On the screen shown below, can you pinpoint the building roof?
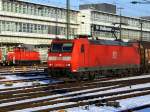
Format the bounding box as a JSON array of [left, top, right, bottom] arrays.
[[9, 0, 79, 12], [80, 3, 116, 14]]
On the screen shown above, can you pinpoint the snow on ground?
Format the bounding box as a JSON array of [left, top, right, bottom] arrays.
[[0, 85, 118, 107], [59, 95, 150, 112], [0, 79, 58, 90], [0, 73, 149, 91], [119, 95, 150, 111], [0, 82, 36, 89], [12, 94, 150, 112], [0, 75, 48, 81], [1, 73, 150, 82], [65, 95, 150, 112], [0, 71, 42, 75], [104, 74, 150, 82], [0, 74, 60, 90], [8, 82, 150, 112], [0, 74, 150, 112], [69, 83, 150, 100]]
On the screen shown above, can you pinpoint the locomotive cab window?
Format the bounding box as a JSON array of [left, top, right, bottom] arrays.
[[81, 44, 84, 53], [50, 43, 73, 52], [62, 43, 73, 52]]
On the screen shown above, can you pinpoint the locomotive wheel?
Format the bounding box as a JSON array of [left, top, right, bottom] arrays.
[[88, 72, 95, 80], [76, 72, 83, 81], [48, 70, 57, 78], [73, 72, 85, 81]]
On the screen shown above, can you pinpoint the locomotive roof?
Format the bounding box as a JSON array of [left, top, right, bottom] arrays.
[[89, 39, 130, 46], [52, 38, 131, 46]]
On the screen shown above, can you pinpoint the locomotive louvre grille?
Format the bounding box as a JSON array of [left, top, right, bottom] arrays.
[[48, 56, 71, 61], [48, 56, 57, 60], [62, 56, 71, 61], [112, 51, 118, 59]]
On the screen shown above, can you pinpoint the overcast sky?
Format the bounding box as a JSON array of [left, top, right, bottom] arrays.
[[27, 0, 150, 17]]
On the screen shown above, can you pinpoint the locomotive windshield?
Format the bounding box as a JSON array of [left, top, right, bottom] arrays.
[[50, 43, 73, 52]]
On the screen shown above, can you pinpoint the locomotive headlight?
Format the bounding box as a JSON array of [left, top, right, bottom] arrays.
[[66, 64, 71, 66], [62, 56, 71, 61], [49, 64, 53, 66], [48, 56, 57, 60]]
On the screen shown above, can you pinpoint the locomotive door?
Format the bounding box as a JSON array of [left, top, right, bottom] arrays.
[[80, 44, 85, 66], [80, 44, 89, 68]]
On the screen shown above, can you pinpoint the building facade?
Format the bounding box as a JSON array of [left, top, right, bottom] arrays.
[[79, 9, 150, 41], [0, 0, 79, 46], [0, 0, 150, 48]]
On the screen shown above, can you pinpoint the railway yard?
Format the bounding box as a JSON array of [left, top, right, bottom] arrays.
[[0, 0, 150, 111], [0, 66, 148, 112]]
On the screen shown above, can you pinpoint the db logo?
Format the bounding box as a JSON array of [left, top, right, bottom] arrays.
[[112, 51, 118, 59]]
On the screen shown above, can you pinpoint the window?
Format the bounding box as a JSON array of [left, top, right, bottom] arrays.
[[0, 20, 76, 35], [2, 1, 7, 11], [7, 2, 11, 12], [0, 21, 2, 32], [57, 9, 61, 19], [1, 0, 78, 22], [51, 43, 73, 52], [34, 24, 37, 33], [5, 22, 11, 31], [31, 5, 34, 15]]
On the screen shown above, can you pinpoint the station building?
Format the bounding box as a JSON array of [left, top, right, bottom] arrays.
[[0, 0, 150, 49], [0, 0, 78, 47], [79, 9, 150, 41]]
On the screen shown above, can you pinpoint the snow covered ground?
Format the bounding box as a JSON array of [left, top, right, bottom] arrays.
[[0, 74, 149, 112], [1, 75, 47, 81], [65, 95, 150, 112], [0, 74, 60, 89], [12, 95, 150, 112], [0, 73, 149, 90], [10, 82, 150, 112]]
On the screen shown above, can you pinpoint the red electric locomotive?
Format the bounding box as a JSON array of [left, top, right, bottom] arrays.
[[6, 46, 40, 65], [47, 35, 141, 79]]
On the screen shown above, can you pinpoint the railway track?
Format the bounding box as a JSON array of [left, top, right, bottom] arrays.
[[0, 65, 47, 74], [0, 76, 51, 84], [36, 88, 150, 112], [0, 75, 149, 111]]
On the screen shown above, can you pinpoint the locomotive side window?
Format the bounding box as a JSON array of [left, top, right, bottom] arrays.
[[81, 44, 84, 53], [50, 43, 73, 52]]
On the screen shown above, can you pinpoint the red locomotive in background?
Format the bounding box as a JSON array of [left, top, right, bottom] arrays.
[[47, 35, 150, 80], [6, 47, 40, 65], [0, 45, 41, 65]]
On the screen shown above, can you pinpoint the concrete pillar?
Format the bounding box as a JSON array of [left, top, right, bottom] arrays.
[[78, 10, 91, 36]]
